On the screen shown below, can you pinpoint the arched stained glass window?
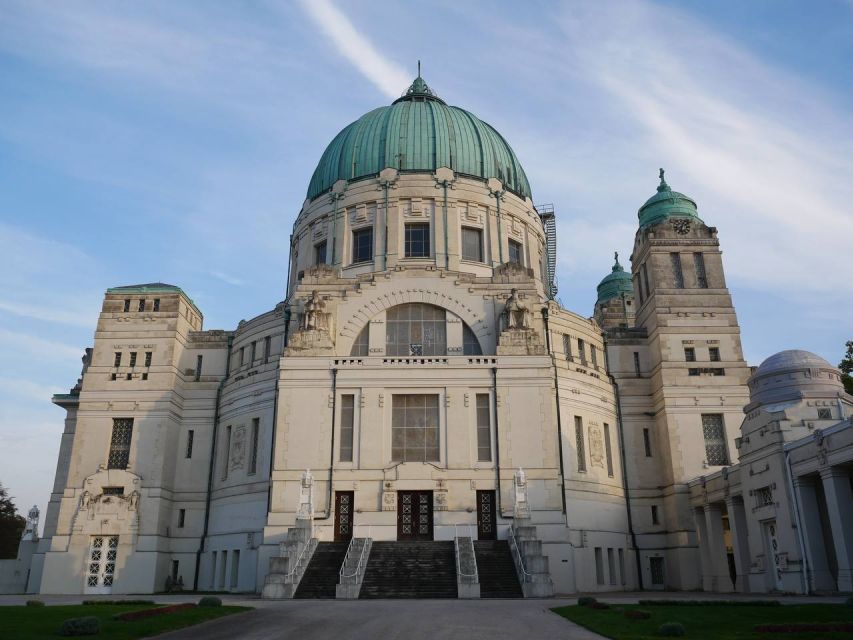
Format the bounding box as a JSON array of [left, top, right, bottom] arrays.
[[385, 304, 447, 356], [350, 325, 369, 356]]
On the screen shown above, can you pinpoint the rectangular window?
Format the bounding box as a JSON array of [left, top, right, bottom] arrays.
[[608, 548, 616, 585], [141, 373, 148, 380], [126, 373, 132, 380], [340, 395, 354, 462], [461, 227, 483, 262], [171, 560, 179, 582], [641, 263, 651, 297], [392, 394, 440, 462], [633, 352, 641, 376], [239, 347, 245, 367], [670, 253, 684, 288], [178, 509, 186, 528], [591, 345, 598, 368], [314, 240, 327, 265], [153, 299, 160, 312], [476, 393, 492, 462], [144, 351, 152, 367], [249, 418, 260, 474], [651, 505, 660, 525], [817, 408, 832, 420], [508, 239, 523, 265], [754, 486, 773, 508], [701, 414, 729, 465], [684, 347, 696, 362], [250, 341, 257, 364], [111, 373, 117, 381], [114, 352, 122, 367], [222, 426, 232, 480], [123, 299, 131, 312], [650, 557, 665, 585], [709, 347, 721, 362], [186, 430, 194, 459], [129, 352, 137, 367], [195, 355, 202, 381], [404, 223, 430, 258], [264, 336, 272, 363], [102, 486, 124, 496], [643, 428, 652, 457], [618, 548, 626, 585], [694, 253, 708, 288], [594, 547, 604, 585], [138, 299, 145, 312], [635, 275, 644, 304], [577, 339, 586, 364], [574, 416, 586, 472], [108, 418, 133, 469], [604, 424, 614, 477], [563, 334, 572, 360], [352, 227, 374, 264]]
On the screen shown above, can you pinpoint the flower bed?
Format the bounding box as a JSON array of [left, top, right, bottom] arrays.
[[113, 603, 196, 622]]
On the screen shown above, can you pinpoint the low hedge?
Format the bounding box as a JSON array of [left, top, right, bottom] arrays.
[[198, 596, 222, 607], [657, 622, 686, 637], [113, 603, 196, 621], [58, 616, 101, 636], [577, 596, 597, 607], [25, 599, 45, 607], [638, 599, 780, 606]]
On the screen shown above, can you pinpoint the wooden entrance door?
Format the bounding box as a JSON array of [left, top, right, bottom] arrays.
[[334, 491, 354, 542], [397, 491, 433, 540], [476, 490, 497, 540]]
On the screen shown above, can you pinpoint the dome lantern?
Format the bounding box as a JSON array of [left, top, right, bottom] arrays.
[[596, 251, 634, 305], [637, 168, 702, 230]]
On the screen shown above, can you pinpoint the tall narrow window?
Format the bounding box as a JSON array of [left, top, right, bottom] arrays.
[[314, 240, 327, 265], [222, 426, 232, 480], [178, 509, 186, 528], [670, 253, 684, 288], [590, 345, 598, 368], [651, 505, 660, 525], [114, 352, 122, 367], [123, 299, 131, 312], [108, 418, 133, 469], [476, 394, 492, 462], [684, 347, 696, 362], [643, 428, 652, 457], [404, 223, 430, 258], [608, 548, 616, 585], [239, 347, 245, 367], [701, 414, 728, 465], [641, 263, 651, 297], [186, 430, 194, 459], [264, 336, 272, 362], [577, 339, 586, 364], [574, 416, 586, 472], [391, 394, 440, 462], [709, 347, 721, 362], [144, 351, 152, 367], [138, 299, 146, 312], [339, 395, 354, 462], [635, 275, 644, 304], [352, 227, 374, 264], [618, 548, 626, 585], [153, 299, 160, 312], [461, 227, 483, 262], [462, 324, 482, 355], [633, 352, 641, 376], [604, 424, 614, 477], [250, 341, 257, 364], [129, 352, 137, 367], [249, 418, 260, 474], [594, 547, 604, 585], [508, 239, 523, 265], [195, 355, 203, 381], [563, 334, 572, 360], [694, 253, 708, 288]]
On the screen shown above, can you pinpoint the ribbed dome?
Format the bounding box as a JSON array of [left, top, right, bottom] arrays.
[[638, 169, 702, 229], [306, 74, 532, 201], [596, 253, 633, 304], [748, 349, 844, 408], [754, 350, 835, 378]]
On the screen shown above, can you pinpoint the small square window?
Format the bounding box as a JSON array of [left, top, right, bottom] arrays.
[[111, 373, 117, 381], [684, 347, 696, 362], [123, 299, 131, 312], [153, 299, 160, 312], [352, 228, 373, 264], [126, 373, 132, 380], [817, 408, 832, 420], [138, 299, 145, 312], [404, 223, 430, 258], [141, 373, 148, 380], [709, 347, 721, 362]]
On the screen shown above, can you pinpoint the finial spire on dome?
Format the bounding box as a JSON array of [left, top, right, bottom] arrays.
[[657, 167, 671, 193], [394, 63, 445, 105], [612, 251, 624, 272], [418, 59, 421, 77]]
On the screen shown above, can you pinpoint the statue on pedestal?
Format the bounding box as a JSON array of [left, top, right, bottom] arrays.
[[513, 467, 530, 519], [503, 289, 531, 330], [301, 291, 328, 331], [297, 469, 314, 520]]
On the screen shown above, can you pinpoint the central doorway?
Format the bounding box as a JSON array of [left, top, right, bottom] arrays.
[[476, 490, 496, 540], [334, 491, 354, 542], [397, 491, 433, 540]]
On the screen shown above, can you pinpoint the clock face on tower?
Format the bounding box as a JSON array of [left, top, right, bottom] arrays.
[[672, 218, 692, 235]]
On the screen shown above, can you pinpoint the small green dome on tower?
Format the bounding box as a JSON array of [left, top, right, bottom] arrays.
[[638, 169, 702, 229], [596, 252, 634, 305], [306, 71, 532, 201]]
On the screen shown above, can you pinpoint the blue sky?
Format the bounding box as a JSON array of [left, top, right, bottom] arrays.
[[1, 0, 851, 523]]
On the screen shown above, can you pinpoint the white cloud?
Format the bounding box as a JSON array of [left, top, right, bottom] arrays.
[[296, 0, 410, 99], [0, 327, 84, 361]]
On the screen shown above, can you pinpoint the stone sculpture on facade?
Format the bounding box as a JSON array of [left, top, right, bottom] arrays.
[[513, 467, 530, 520], [496, 289, 545, 355], [286, 291, 334, 354], [21, 506, 39, 541], [297, 469, 314, 521]]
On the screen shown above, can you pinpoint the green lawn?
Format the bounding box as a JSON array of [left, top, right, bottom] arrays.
[[552, 603, 853, 640], [0, 603, 250, 640]]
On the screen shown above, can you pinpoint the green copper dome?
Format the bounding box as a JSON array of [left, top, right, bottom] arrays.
[[596, 252, 634, 304], [306, 74, 532, 201], [638, 169, 702, 229]]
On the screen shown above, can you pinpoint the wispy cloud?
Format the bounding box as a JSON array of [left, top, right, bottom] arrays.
[[296, 0, 410, 99], [0, 328, 83, 361], [209, 270, 245, 286]]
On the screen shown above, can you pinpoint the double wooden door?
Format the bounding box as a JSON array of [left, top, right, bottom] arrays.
[[397, 491, 433, 540], [334, 491, 354, 542], [476, 490, 497, 540]]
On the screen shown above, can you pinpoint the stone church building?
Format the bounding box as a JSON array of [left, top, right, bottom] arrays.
[[9, 74, 852, 597]]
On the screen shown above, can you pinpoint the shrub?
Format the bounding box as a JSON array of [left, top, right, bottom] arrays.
[[25, 599, 45, 607], [577, 596, 597, 607], [657, 622, 686, 637], [624, 610, 652, 620], [58, 616, 101, 637], [198, 596, 222, 607]]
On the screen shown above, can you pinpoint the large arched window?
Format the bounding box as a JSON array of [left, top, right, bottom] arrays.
[[462, 324, 482, 356], [386, 304, 446, 356], [350, 325, 369, 356]]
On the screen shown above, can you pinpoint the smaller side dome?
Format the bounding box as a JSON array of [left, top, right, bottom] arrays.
[[638, 168, 702, 230], [748, 349, 844, 408], [596, 252, 634, 304]]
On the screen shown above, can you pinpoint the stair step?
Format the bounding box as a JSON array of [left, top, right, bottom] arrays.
[[474, 540, 523, 599], [293, 542, 349, 599], [360, 541, 458, 599]]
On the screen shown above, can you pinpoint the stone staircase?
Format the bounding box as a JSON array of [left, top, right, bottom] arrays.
[[359, 541, 458, 599], [293, 542, 349, 599], [474, 540, 523, 598], [509, 524, 555, 597]]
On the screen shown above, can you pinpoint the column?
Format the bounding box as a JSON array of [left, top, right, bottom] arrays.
[[693, 507, 712, 591], [705, 503, 734, 592], [794, 475, 835, 592], [725, 497, 751, 593], [820, 467, 853, 591]]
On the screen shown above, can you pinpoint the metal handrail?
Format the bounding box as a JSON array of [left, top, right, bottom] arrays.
[[285, 537, 317, 583], [454, 524, 479, 580], [339, 525, 371, 580], [507, 525, 532, 582]]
